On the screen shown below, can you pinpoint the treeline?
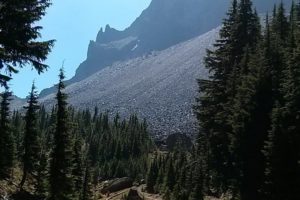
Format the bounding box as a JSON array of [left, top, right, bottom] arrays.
[[195, 0, 300, 199], [145, 0, 300, 200], [146, 149, 202, 200], [0, 69, 153, 199]]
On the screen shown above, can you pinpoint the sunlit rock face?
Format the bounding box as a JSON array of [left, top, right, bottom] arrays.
[[40, 0, 292, 97], [27, 0, 293, 136], [38, 28, 219, 137]]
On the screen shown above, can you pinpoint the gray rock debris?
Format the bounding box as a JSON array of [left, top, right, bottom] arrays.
[[10, 28, 219, 137]]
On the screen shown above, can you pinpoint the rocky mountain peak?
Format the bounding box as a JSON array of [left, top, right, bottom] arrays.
[[39, 0, 293, 97]]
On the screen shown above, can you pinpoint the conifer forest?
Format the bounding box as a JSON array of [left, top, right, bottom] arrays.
[[0, 0, 299, 199]]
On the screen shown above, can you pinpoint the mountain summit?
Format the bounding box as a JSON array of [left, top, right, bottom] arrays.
[[39, 27, 221, 137], [39, 0, 292, 97]]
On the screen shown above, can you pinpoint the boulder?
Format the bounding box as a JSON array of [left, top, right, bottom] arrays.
[[101, 177, 133, 193]]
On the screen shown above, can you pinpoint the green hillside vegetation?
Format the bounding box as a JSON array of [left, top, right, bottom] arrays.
[[1, 0, 300, 200], [0, 69, 154, 199], [145, 1, 300, 200]]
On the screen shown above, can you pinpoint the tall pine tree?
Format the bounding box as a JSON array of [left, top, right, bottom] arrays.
[[50, 68, 75, 200], [0, 89, 15, 179], [263, 6, 300, 198], [20, 82, 41, 189], [195, 0, 239, 194], [195, 0, 261, 197], [0, 0, 54, 87]]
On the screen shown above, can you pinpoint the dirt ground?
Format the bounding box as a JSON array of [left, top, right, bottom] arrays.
[[99, 184, 163, 200]]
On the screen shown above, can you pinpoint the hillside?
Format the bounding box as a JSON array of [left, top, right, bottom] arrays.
[[36, 28, 220, 137], [12, 0, 294, 136], [2, 1, 299, 200], [39, 0, 293, 97]]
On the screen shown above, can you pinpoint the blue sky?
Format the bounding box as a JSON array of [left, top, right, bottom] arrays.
[[9, 0, 151, 98]]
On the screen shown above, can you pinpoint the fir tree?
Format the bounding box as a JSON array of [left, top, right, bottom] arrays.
[[0, 89, 15, 179], [164, 158, 175, 191], [195, 0, 261, 196], [194, 0, 239, 194], [0, 0, 54, 87], [272, 2, 290, 41], [73, 136, 84, 199], [263, 16, 300, 199], [36, 144, 49, 198], [82, 160, 93, 200], [189, 160, 203, 200], [11, 111, 23, 161], [146, 158, 158, 193], [49, 68, 75, 200], [20, 82, 41, 189]]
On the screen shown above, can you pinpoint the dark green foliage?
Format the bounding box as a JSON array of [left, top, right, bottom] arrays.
[[163, 189, 171, 200], [11, 111, 24, 161], [263, 6, 300, 198], [49, 69, 75, 200], [272, 2, 290, 41], [145, 149, 199, 200], [0, 0, 54, 88], [195, 0, 261, 197], [0, 69, 153, 199], [189, 184, 203, 200], [146, 157, 158, 193], [0, 89, 15, 179], [194, 1, 300, 199], [2, 1, 300, 199], [73, 137, 84, 199], [194, 0, 238, 192], [89, 114, 153, 180], [81, 160, 93, 200], [20, 83, 41, 189], [164, 158, 175, 191], [188, 157, 204, 200], [35, 147, 49, 198]]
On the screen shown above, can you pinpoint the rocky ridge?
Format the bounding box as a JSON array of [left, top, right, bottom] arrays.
[[36, 28, 220, 137], [39, 0, 292, 97]]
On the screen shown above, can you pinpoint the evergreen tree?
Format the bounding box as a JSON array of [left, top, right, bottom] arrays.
[[0, 69, 153, 197], [11, 111, 23, 160], [164, 158, 175, 191], [263, 104, 285, 200], [0, 0, 54, 87], [73, 136, 84, 199], [20, 82, 40, 189], [269, 2, 290, 101], [195, 0, 261, 196], [163, 189, 171, 200], [189, 160, 204, 200], [272, 2, 290, 41], [146, 158, 158, 193], [36, 144, 49, 198], [194, 0, 239, 194], [263, 13, 300, 199], [49, 68, 75, 200], [0, 89, 15, 179], [81, 160, 93, 200]]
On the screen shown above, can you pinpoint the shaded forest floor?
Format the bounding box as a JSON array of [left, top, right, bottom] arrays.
[[0, 168, 24, 198], [96, 182, 228, 200], [96, 184, 163, 200], [0, 167, 229, 200]]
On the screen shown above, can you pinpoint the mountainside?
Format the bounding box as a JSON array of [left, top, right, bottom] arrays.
[[39, 0, 293, 97], [18, 0, 294, 135], [36, 28, 220, 137]]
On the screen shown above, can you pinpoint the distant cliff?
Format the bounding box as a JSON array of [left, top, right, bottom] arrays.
[[40, 0, 292, 97]]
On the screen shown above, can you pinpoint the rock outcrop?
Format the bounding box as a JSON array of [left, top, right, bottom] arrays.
[[35, 28, 220, 137], [101, 177, 133, 194], [39, 0, 292, 97]]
